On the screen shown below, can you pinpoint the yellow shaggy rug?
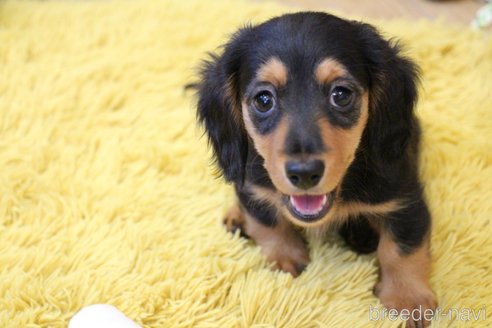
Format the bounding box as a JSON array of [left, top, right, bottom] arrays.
[[1, 0, 491, 327]]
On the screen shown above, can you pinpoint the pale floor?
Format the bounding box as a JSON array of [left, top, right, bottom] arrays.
[[255, 0, 486, 25]]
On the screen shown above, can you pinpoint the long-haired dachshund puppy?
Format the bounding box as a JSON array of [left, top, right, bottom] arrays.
[[196, 12, 436, 327]]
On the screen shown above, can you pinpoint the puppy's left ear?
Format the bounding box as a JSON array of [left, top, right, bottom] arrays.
[[357, 23, 420, 163], [197, 28, 252, 184]]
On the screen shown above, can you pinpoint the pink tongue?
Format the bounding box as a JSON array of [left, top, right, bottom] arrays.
[[291, 195, 325, 215]]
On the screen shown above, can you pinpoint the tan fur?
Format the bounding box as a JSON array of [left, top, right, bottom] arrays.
[[227, 202, 309, 277], [335, 199, 402, 222], [314, 58, 369, 197], [317, 93, 369, 192], [304, 199, 402, 239], [375, 232, 436, 328], [256, 57, 288, 87], [225, 74, 243, 125], [223, 204, 244, 232], [227, 186, 310, 277], [314, 58, 347, 85], [249, 184, 402, 231], [285, 199, 402, 230], [242, 109, 294, 192], [247, 184, 283, 209]]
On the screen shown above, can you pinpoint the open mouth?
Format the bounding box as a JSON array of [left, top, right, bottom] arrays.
[[283, 191, 336, 223]]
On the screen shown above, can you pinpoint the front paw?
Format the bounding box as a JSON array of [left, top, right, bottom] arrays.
[[223, 205, 248, 238], [265, 240, 310, 277], [375, 281, 437, 328]]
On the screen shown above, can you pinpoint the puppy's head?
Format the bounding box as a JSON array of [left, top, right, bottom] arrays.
[[197, 12, 418, 227]]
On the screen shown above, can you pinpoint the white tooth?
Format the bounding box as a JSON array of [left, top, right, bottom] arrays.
[[321, 195, 327, 206]]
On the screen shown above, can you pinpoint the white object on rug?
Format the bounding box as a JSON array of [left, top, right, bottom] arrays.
[[69, 304, 141, 328]]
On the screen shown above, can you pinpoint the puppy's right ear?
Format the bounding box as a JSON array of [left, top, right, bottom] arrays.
[[197, 28, 252, 184]]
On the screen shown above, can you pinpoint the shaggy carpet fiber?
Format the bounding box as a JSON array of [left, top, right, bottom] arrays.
[[0, 0, 491, 327]]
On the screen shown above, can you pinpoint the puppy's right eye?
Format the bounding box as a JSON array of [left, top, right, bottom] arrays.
[[253, 91, 275, 113], [330, 86, 354, 109]]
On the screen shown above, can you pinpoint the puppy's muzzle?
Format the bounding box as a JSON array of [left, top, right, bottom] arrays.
[[285, 159, 325, 190]]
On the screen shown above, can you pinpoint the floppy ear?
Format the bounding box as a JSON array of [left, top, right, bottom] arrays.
[[197, 28, 252, 184], [357, 23, 420, 163]]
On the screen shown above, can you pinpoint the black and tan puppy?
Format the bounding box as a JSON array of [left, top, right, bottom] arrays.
[[196, 12, 436, 327]]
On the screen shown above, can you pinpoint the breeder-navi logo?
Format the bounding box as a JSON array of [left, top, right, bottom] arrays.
[[369, 305, 487, 323]]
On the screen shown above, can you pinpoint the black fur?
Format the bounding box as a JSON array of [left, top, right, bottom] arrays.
[[244, 146, 275, 189], [197, 30, 251, 183], [236, 185, 278, 227], [196, 12, 430, 255], [338, 216, 380, 254]]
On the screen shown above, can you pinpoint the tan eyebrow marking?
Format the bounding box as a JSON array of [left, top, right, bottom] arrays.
[[256, 57, 288, 87], [315, 58, 347, 85]]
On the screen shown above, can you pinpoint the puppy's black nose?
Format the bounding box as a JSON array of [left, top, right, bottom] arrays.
[[285, 160, 325, 190]]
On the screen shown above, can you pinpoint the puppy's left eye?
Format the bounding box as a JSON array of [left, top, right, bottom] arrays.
[[330, 86, 354, 108], [253, 91, 275, 113]]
